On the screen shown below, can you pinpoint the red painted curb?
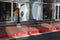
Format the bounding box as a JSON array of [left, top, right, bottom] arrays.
[[48, 27, 56, 31], [28, 29, 40, 34], [0, 28, 57, 38], [56, 27, 60, 30], [40, 29, 48, 33], [0, 31, 28, 38]]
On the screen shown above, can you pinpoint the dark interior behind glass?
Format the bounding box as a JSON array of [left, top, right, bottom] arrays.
[[0, 2, 11, 22], [0, 2, 18, 22], [43, 0, 52, 20]]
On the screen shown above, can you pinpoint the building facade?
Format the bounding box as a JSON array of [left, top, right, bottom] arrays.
[[0, 0, 60, 25]]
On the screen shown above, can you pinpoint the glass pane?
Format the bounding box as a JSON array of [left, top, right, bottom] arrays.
[[43, 0, 52, 3], [30, 0, 38, 19], [20, 3, 30, 22], [0, 2, 11, 22], [56, 6, 58, 19], [13, 3, 18, 22], [56, 0, 60, 3], [5, 3, 11, 21], [59, 6, 60, 19], [43, 0, 52, 20], [30, 0, 43, 20]]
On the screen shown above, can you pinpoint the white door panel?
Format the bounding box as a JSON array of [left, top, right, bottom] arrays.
[[32, 2, 43, 20]]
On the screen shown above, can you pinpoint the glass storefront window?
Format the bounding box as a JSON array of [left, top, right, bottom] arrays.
[[0, 2, 11, 22], [43, 0, 52, 20], [56, 6, 58, 19], [0, 2, 18, 23], [30, 0, 43, 20], [13, 3, 18, 22], [56, 0, 60, 3], [20, 3, 30, 22]]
